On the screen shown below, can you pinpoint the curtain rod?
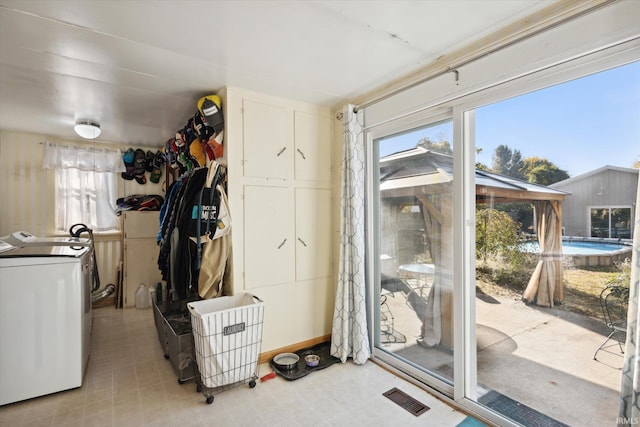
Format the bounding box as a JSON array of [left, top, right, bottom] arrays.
[[40, 141, 122, 153], [40, 141, 162, 152], [352, 0, 614, 113]]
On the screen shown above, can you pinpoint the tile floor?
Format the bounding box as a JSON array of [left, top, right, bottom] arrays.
[[0, 306, 473, 427]]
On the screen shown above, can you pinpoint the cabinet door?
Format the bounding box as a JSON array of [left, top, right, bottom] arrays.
[[244, 186, 291, 289], [295, 188, 332, 282], [123, 211, 160, 239], [123, 238, 162, 307], [294, 111, 331, 184], [243, 100, 290, 179]]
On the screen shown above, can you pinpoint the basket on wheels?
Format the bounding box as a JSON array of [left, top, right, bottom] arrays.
[[187, 293, 264, 404]]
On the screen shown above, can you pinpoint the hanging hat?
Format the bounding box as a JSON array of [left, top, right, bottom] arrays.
[[133, 149, 147, 184], [206, 130, 224, 160], [197, 95, 224, 133], [121, 148, 135, 180], [192, 112, 205, 137], [189, 140, 207, 167], [144, 150, 155, 172], [175, 130, 185, 147]]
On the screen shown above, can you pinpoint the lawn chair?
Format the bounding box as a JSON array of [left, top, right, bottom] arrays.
[[593, 283, 629, 361]]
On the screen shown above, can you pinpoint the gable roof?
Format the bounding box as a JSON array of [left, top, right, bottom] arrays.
[[550, 165, 640, 188], [379, 147, 568, 202]]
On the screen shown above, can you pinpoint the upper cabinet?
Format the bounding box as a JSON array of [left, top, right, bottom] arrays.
[[222, 85, 334, 286], [239, 95, 331, 187], [294, 111, 331, 184], [242, 100, 290, 180]]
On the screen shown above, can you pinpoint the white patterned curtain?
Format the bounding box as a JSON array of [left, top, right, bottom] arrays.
[[620, 171, 640, 420], [43, 142, 123, 232], [42, 142, 125, 172], [330, 105, 371, 364]]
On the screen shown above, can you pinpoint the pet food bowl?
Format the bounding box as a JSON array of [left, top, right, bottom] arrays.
[[273, 353, 299, 370], [305, 354, 320, 367]]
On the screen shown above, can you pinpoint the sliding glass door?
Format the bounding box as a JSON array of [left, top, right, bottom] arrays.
[[371, 116, 456, 393], [468, 62, 637, 427], [366, 55, 638, 427]]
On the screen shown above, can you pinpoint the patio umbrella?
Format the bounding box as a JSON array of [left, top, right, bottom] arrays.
[[523, 200, 564, 307]]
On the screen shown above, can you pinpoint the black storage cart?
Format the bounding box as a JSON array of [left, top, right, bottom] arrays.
[[150, 287, 198, 384]]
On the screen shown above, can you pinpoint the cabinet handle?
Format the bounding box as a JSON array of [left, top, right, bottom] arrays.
[[277, 147, 287, 156], [296, 149, 306, 160], [277, 238, 287, 249], [297, 238, 307, 247]]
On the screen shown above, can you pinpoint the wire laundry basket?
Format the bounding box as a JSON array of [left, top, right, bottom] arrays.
[[187, 293, 264, 404]]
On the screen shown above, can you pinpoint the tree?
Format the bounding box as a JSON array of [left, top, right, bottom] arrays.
[[476, 148, 489, 170], [491, 145, 525, 179], [417, 137, 452, 155], [520, 156, 570, 185], [633, 157, 640, 169], [488, 148, 571, 234]]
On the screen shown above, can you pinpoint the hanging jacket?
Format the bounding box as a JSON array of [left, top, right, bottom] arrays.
[[171, 167, 208, 299]]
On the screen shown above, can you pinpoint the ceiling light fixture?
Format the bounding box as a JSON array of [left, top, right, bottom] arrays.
[[74, 119, 101, 139]]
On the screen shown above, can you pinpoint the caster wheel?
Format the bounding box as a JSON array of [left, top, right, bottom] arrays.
[[206, 395, 214, 404], [178, 379, 186, 385], [249, 380, 256, 388], [164, 354, 169, 359], [196, 384, 202, 393]]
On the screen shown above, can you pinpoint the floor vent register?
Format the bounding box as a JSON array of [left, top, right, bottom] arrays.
[[383, 387, 430, 416]]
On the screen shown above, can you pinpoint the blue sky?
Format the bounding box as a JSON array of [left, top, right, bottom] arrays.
[[379, 60, 640, 178]]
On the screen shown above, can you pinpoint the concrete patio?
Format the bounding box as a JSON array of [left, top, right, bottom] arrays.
[[379, 286, 622, 427]]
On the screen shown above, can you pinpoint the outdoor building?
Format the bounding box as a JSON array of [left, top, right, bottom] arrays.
[[551, 165, 639, 240]]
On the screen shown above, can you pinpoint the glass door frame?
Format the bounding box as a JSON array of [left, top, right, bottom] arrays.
[[452, 48, 640, 425], [365, 106, 457, 398], [363, 37, 640, 426]]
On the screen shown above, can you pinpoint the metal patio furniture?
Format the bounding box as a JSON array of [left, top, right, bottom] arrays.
[[593, 282, 629, 361]]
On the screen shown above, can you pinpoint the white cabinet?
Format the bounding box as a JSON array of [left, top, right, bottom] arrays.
[[294, 111, 331, 184], [121, 211, 162, 307], [242, 99, 291, 180], [294, 188, 332, 282], [244, 185, 291, 289], [233, 94, 333, 291], [241, 99, 331, 186], [243, 186, 332, 290], [223, 87, 335, 350]]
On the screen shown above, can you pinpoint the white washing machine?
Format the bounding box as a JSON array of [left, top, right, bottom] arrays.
[[0, 241, 92, 406], [2, 230, 91, 248]]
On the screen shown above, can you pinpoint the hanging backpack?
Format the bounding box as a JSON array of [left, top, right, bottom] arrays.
[[188, 161, 231, 269]]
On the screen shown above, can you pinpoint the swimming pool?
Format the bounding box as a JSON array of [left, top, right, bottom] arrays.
[[519, 239, 632, 267]]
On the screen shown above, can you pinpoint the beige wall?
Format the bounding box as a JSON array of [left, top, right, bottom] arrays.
[[1, 123, 342, 352], [0, 130, 165, 289]]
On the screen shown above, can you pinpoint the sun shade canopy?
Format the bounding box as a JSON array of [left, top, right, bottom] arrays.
[[380, 147, 568, 312]]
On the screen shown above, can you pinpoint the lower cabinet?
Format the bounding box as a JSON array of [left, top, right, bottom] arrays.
[[243, 186, 332, 290], [294, 188, 332, 282], [121, 211, 163, 307], [244, 186, 291, 289]]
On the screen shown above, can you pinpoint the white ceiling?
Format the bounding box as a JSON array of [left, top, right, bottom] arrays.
[[0, 0, 554, 147]]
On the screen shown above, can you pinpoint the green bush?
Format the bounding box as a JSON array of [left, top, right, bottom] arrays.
[[613, 258, 632, 286], [476, 208, 524, 267]]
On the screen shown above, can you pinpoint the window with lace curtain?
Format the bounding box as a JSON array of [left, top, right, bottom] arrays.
[[43, 142, 123, 232]]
